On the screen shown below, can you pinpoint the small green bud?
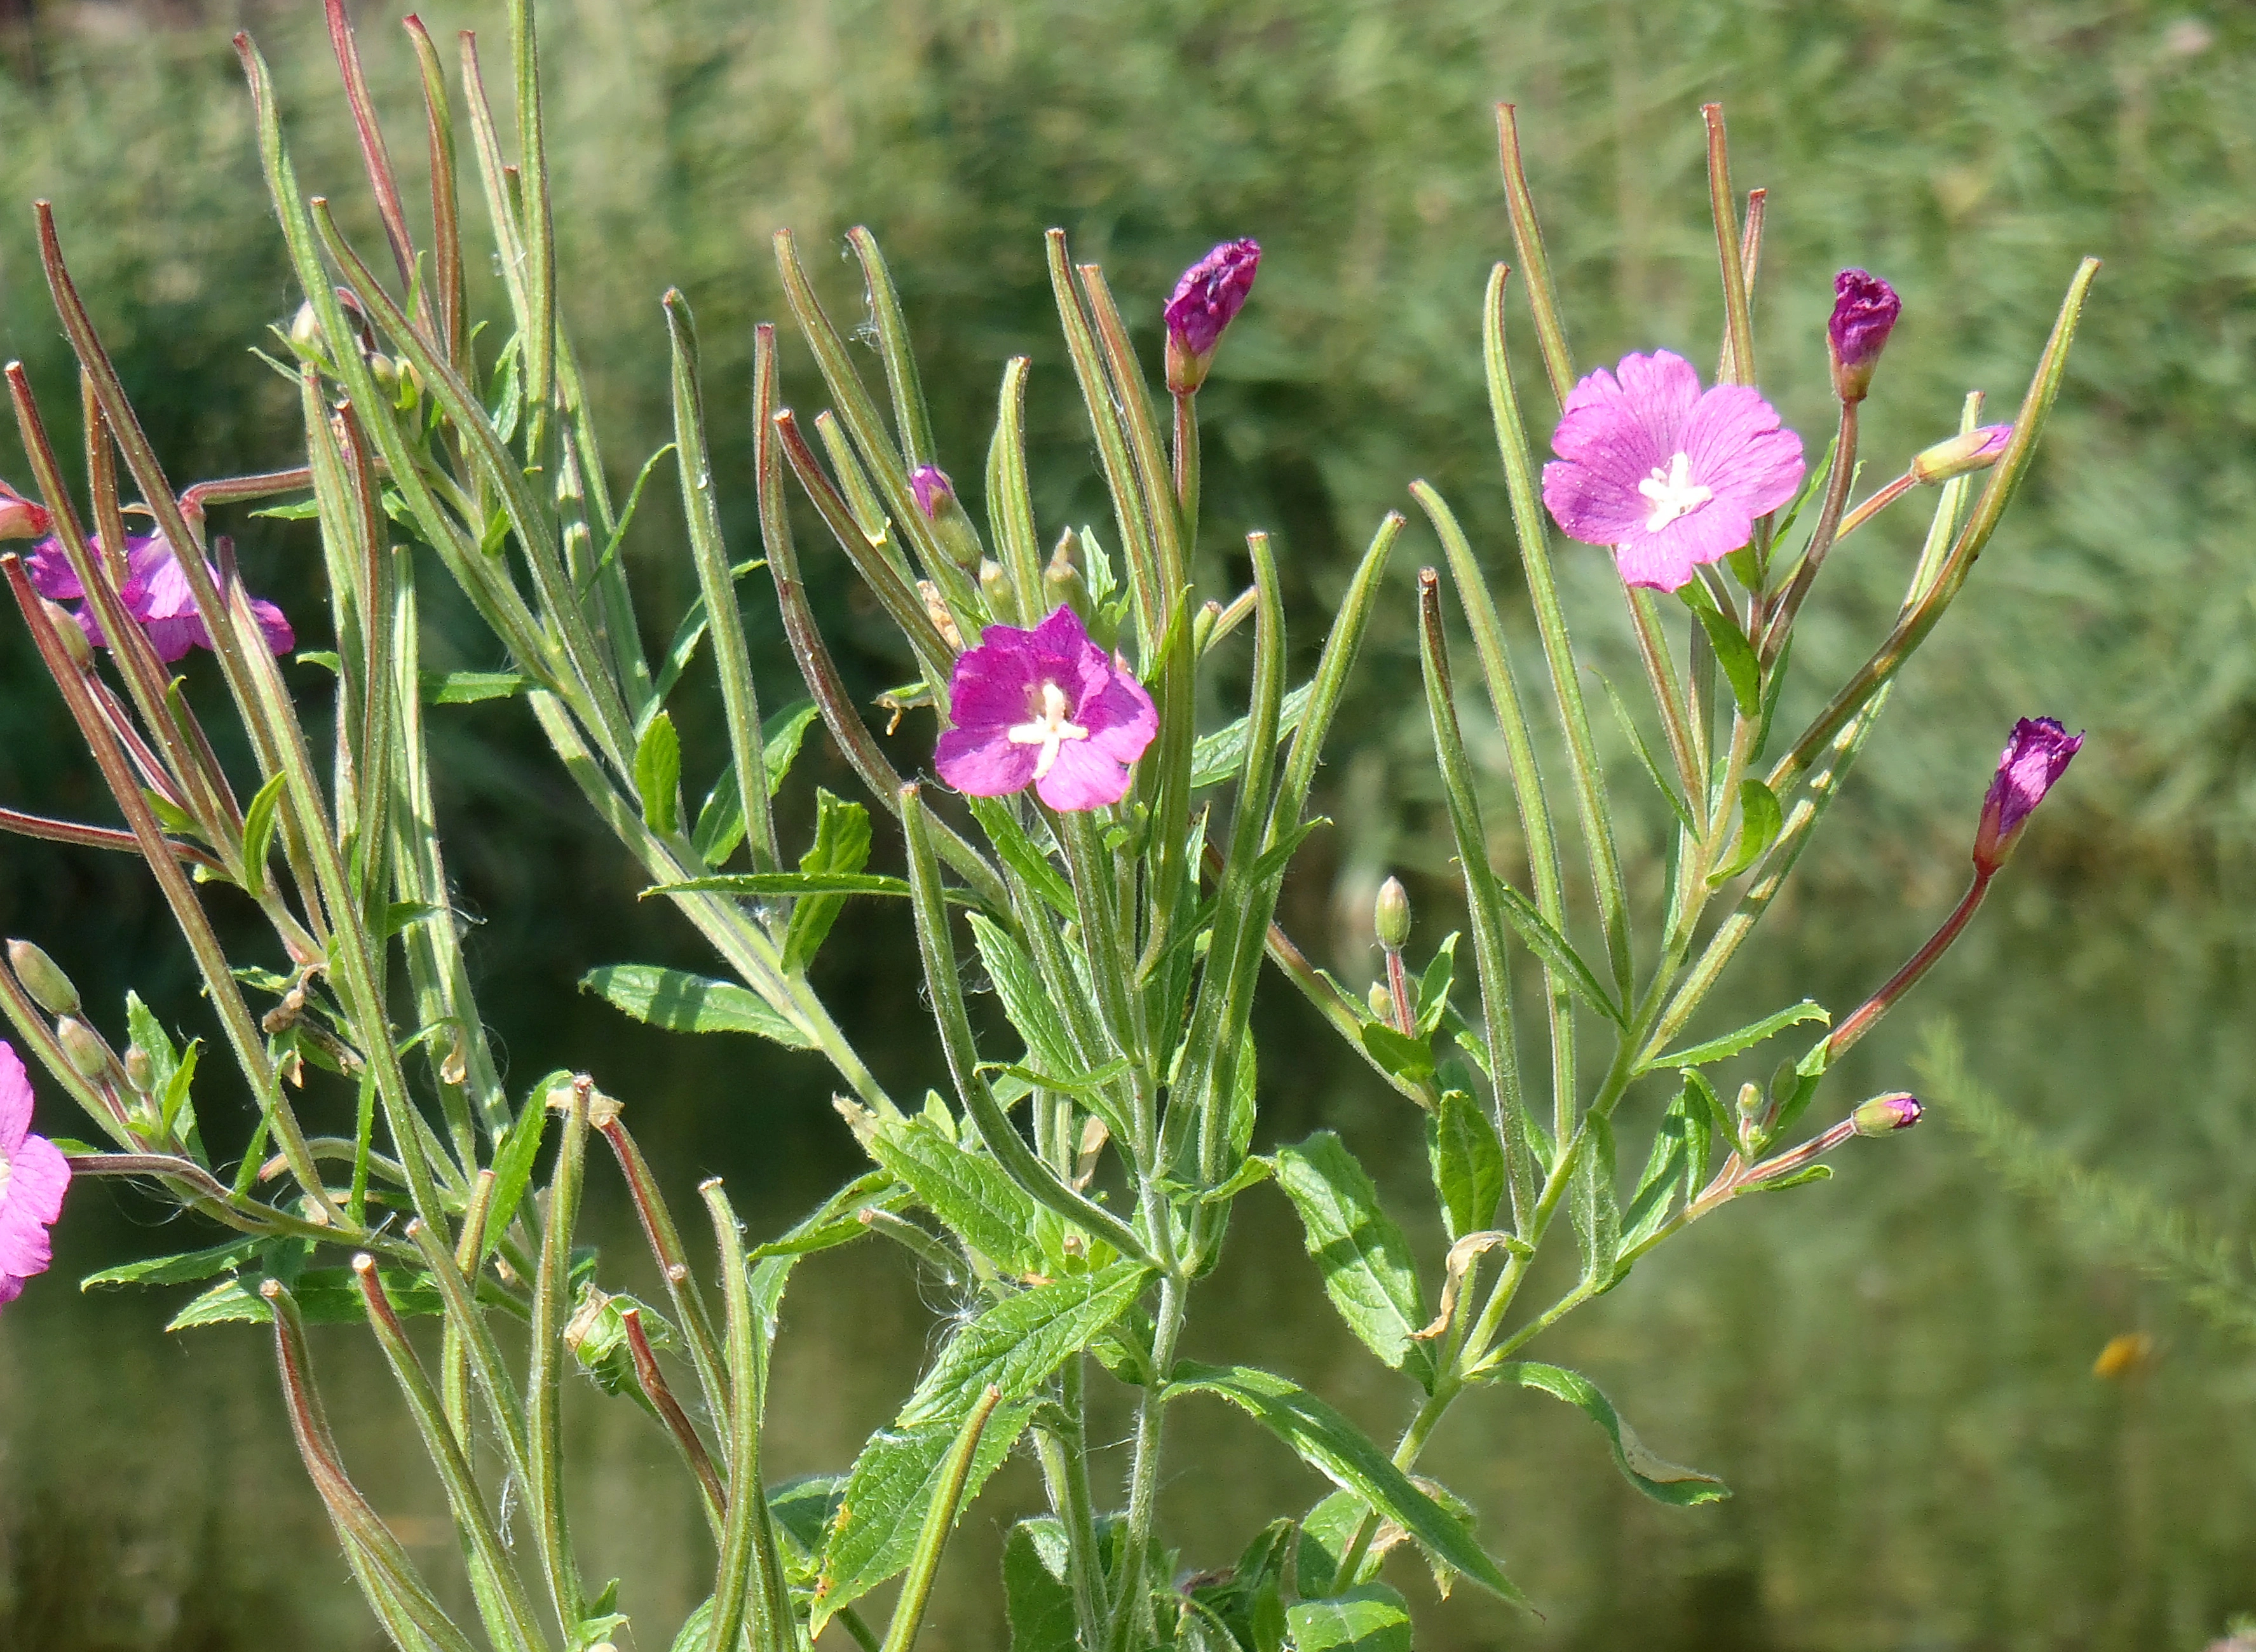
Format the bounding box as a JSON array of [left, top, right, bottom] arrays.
[[1734, 1080, 1766, 1155], [8, 938, 78, 1015], [1366, 982, 1394, 1021], [55, 1015, 109, 1080], [38, 598, 93, 670], [289, 301, 322, 349], [1373, 877, 1411, 951], [124, 1045, 155, 1093], [1044, 528, 1091, 616], [978, 558, 1012, 616]]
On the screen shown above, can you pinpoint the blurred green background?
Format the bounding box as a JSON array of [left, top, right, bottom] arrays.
[[1, 0, 2255, 1647]]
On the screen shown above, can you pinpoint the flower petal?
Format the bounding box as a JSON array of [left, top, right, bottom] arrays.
[[1679, 384, 1805, 518], [1612, 496, 1757, 592], [1034, 741, 1132, 811], [24, 539, 83, 602], [1544, 352, 1707, 546], [0, 1132, 69, 1295], [934, 727, 1039, 797], [0, 1041, 29, 1157], [1082, 670, 1157, 763]]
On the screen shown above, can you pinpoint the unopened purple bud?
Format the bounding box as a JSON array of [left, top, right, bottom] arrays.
[[1827, 269, 1901, 403], [1973, 716, 2083, 874], [1851, 1092, 1923, 1137], [909, 464, 955, 520], [0, 479, 51, 542], [1910, 424, 2012, 485], [1164, 238, 1260, 393]]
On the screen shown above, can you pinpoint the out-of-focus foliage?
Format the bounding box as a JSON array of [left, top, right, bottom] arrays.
[[0, 0, 2250, 936]]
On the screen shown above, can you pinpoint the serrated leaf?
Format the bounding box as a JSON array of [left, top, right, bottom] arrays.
[[1356, 1021, 1435, 1085], [866, 1114, 1040, 1274], [655, 872, 913, 899], [1191, 684, 1315, 790], [784, 790, 873, 972], [902, 1263, 1150, 1426], [967, 797, 1077, 919], [1492, 881, 1624, 1025], [579, 964, 812, 1048], [968, 915, 1079, 1074], [1708, 778, 1784, 886], [1167, 1362, 1529, 1610], [83, 1238, 260, 1291], [1427, 1090, 1505, 1243], [1005, 1518, 1078, 1652], [771, 1473, 846, 1576], [750, 1171, 909, 1260], [1476, 1361, 1729, 1505], [168, 1267, 442, 1331], [1570, 1116, 1621, 1291], [1272, 1134, 1434, 1390], [692, 700, 824, 869], [240, 771, 289, 900], [1645, 998, 1829, 1074], [1286, 1585, 1413, 1652], [634, 711, 682, 834]]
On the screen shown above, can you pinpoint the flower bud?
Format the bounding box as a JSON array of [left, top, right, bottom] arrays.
[[1373, 877, 1411, 952], [55, 1015, 110, 1080], [910, 464, 984, 568], [37, 597, 93, 669], [0, 479, 51, 542], [289, 301, 322, 349], [1734, 1079, 1766, 1155], [1044, 529, 1099, 638], [1910, 424, 2011, 485], [978, 558, 1012, 616], [124, 1045, 155, 1093], [1972, 716, 2083, 875], [1367, 981, 1394, 1021], [916, 579, 964, 651], [1164, 238, 1260, 394], [1826, 269, 1900, 403], [8, 939, 79, 1015], [1851, 1092, 1923, 1136]]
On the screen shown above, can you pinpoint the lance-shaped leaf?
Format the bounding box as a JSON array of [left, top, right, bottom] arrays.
[[900, 1263, 1152, 1426], [1273, 1134, 1435, 1390], [1569, 1115, 1621, 1292], [1165, 1362, 1530, 1611], [1641, 999, 1828, 1076], [580, 964, 812, 1048], [1427, 1089, 1505, 1243], [784, 790, 873, 972], [864, 1112, 1041, 1275], [1474, 1362, 1728, 1506]]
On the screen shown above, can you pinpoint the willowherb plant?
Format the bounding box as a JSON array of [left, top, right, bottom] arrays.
[[0, 3, 2101, 1648]]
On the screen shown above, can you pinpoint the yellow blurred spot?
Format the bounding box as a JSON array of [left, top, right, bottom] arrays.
[[2093, 1331, 2156, 1379]]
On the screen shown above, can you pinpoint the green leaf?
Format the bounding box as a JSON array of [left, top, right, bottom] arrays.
[[1272, 1134, 1434, 1390], [968, 915, 1081, 1075], [1591, 669, 1699, 832], [1413, 934, 1458, 1038], [1645, 999, 1828, 1074], [1492, 880, 1624, 1025], [655, 872, 913, 899], [482, 1085, 551, 1259], [770, 1473, 846, 1577], [1622, 1084, 1702, 1249], [784, 790, 873, 973], [239, 770, 290, 900], [1356, 1021, 1434, 1086], [1286, 1586, 1413, 1652], [1428, 1090, 1505, 1243], [967, 797, 1077, 919], [900, 1263, 1150, 1425], [1167, 1362, 1529, 1610], [167, 1267, 442, 1331], [1570, 1116, 1621, 1292], [1476, 1362, 1729, 1506], [751, 1171, 909, 1260], [418, 669, 534, 705], [815, 1400, 1033, 1632], [1679, 579, 1762, 719], [1708, 778, 1784, 886], [579, 963, 812, 1048], [82, 1238, 260, 1290], [143, 788, 205, 843], [1004, 1519, 1078, 1652], [1191, 684, 1314, 789], [692, 700, 823, 869], [566, 1287, 676, 1414], [867, 1113, 1040, 1275], [634, 710, 682, 835]]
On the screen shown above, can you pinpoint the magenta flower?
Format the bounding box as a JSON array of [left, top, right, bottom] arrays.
[[1973, 717, 2083, 874], [0, 1039, 71, 1310], [1164, 238, 1260, 393], [0, 479, 50, 543], [1540, 350, 1805, 592], [1828, 269, 1901, 402], [26, 532, 292, 664], [909, 464, 955, 520], [934, 605, 1157, 811]]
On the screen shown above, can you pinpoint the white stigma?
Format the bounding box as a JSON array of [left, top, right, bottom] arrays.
[[1637, 451, 1713, 533], [1006, 680, 1091, 780]]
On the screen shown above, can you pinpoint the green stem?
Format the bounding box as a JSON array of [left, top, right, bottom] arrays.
[[1109, 1273, 1185, 1652]]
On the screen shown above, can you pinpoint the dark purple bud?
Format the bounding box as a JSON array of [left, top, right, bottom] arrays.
[[1164, 238, 1260, 393], [1826, 268, 1901, 403], [1851, 1092, 1923, 1137], [1973, 717, 2083, 874], [909, 464, 955, 520], [1910, 424, 2011, 485]]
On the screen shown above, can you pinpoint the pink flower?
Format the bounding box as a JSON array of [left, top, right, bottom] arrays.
[[0, 1039, 71, 1310], [1164, 238, 1260, 393], [1973, 716, 2083, 874], [0, 478, 51, 542], [25, 532, 292, 664], [934, 605, 1157, 811], [1541, 350, 1805, 593]]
